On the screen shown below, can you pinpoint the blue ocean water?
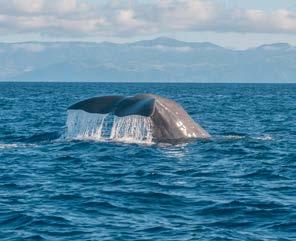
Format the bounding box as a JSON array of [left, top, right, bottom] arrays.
[[0, 82, 295, 241]]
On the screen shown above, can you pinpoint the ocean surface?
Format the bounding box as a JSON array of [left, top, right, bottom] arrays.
[[0, 82, 295, 241]]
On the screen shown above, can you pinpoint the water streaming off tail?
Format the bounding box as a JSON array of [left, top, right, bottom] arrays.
[[110, 115, 153, 143], [66, 110, 107, 140], [66, 110, 153, 144]]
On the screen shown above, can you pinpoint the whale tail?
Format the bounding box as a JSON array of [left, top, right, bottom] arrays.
[[68, 95, 125, 114], [68, 94, 156, 117], [67, 94, 210, 142]]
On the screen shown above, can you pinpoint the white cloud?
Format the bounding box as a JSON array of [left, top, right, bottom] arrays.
[[0, 0, 295, 38], [1, 0, 90, 15]]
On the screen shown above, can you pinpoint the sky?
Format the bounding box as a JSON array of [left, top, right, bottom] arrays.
[[0, 0, 296, 49]]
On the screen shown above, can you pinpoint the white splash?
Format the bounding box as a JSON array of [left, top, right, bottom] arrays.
[[110, 115, 153, 144], [66, 110, 107, 140], [0, 143, 18, 149], [255, 134, 273, 141], [66, 110, 153, 144], [0, 143, 38, 149], [224, 135, 245, 140]]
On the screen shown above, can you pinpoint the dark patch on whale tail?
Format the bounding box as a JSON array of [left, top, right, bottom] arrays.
[[114, 95, 155, 117]]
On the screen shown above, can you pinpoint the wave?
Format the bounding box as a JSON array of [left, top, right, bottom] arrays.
[[0, 212, 33, 229], [217, 133, 273, 141], [0, 143, 38, 149], [16, 131, 61, 143]]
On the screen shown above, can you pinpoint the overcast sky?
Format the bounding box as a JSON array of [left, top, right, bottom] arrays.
[[1, 0, 296, 49]]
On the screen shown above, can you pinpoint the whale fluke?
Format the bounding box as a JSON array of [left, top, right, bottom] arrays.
[[69, 95, 125, 114], [68, 94, 210, 142]]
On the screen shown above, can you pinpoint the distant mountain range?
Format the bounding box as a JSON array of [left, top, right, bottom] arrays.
[[0, 37, 295, 82]]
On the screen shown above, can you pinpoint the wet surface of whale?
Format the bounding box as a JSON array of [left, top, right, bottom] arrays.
[[68, 94, 210, 142]]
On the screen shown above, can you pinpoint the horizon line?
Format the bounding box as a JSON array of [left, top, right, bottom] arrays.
[[0, 37, 294, 50], [1, 81, 295, 84]]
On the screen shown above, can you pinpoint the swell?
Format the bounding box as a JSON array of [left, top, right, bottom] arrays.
[[0, 131, 62, 149]]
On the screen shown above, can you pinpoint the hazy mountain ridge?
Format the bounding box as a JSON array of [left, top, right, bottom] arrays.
[[0, 37, 295, 82]]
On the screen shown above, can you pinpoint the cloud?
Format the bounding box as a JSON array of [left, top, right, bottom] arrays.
[[0, 0, 296, 38], [1, 0, 89, 15]]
